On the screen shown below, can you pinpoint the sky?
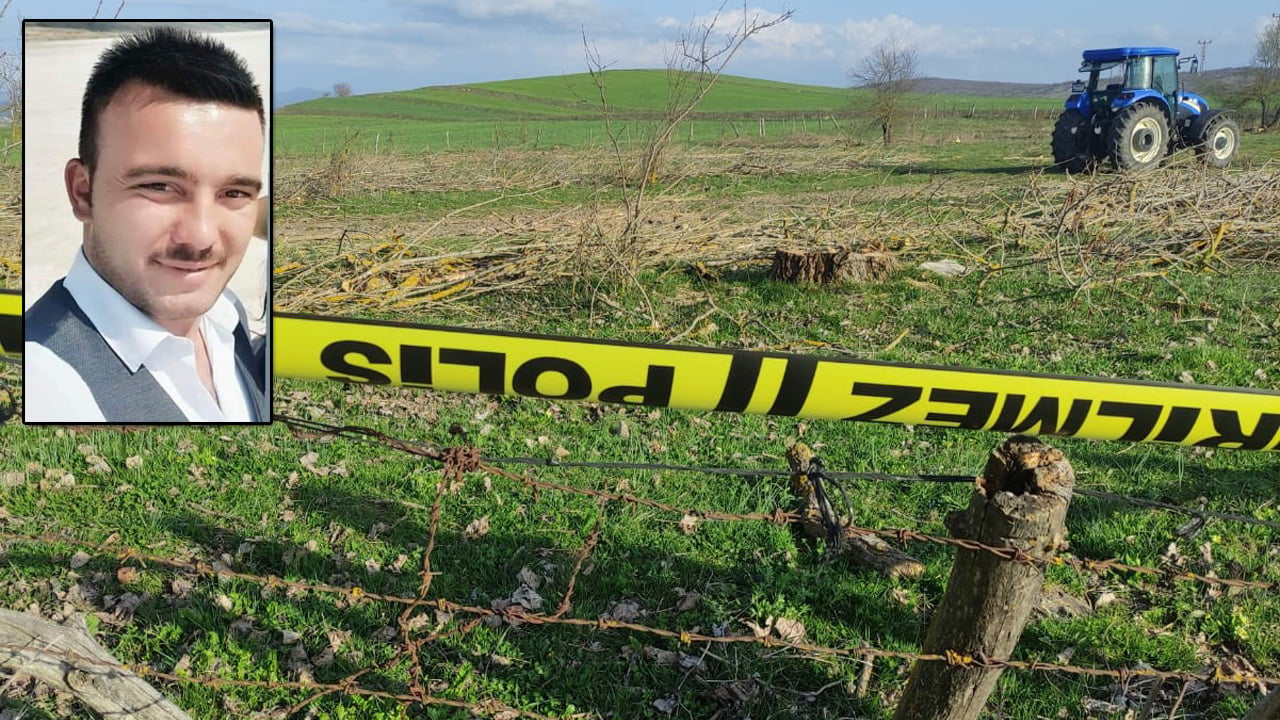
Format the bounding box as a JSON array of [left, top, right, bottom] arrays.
[[7, 0, 1279, 99]]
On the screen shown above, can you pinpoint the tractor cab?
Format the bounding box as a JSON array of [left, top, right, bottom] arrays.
[[1069, 47, 1188, 119]]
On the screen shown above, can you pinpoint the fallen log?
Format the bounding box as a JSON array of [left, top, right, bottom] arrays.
[[0, 609, 190, 719]]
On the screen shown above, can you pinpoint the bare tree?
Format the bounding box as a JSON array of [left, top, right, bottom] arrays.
[[850, 36, 918, 145], [585, 3, 792, 252], [333, 82, 353, 98], [0, 45, 17, 143], [1248, 16, 1280, 128]]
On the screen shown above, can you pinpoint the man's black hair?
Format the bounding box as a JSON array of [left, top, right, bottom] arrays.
[[78, 25, 264, 174]]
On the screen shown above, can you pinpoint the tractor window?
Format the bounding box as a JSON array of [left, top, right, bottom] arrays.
[[1089, 61, 1125, 92], [1152, 56, 1177, 96], [1125, 56, 1153, 90]]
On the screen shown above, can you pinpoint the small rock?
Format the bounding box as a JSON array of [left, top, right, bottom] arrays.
[[918, 259, 968, 278]]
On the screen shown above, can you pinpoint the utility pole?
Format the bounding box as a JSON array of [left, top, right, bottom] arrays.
[[1196, 39, 1212, 71]]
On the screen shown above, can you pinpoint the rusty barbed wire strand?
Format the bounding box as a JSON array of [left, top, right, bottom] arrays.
[[273, 413, 1280, 530], [401, 471, 448, 704], [1, 413, 1274, 715], [1076, 487, 1280, 531], [551, 499, 606, 620], [0, 641, 564, 719], [4, 597, 1279, 697], [275, 414, 1280, 591], [473, 461, 1280, 592]]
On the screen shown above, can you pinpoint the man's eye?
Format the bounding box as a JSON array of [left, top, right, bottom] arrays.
[[224, 189, 252, 199], [139, 183, 171, 192]]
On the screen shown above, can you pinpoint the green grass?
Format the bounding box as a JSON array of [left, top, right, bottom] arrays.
[[4, 68, 1280, 717], [276, 70, 1067, 157]]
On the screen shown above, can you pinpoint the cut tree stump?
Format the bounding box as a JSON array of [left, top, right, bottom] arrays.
[[0, 609, 191, 719], [892, 435, 1075, 720], [786, 443, 924, 578], [770, 248, 895, 284]]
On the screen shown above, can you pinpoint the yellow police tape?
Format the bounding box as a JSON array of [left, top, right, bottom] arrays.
[[0, 290, 19, 356], [271, 312, 1280, 451], [4, 288, 1278, 449]]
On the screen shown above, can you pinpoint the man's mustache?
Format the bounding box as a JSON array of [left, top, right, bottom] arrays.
[[156, 245, 222, 264]]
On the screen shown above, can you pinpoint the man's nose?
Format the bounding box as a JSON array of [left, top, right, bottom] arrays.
[[173, 194, 220, 250]]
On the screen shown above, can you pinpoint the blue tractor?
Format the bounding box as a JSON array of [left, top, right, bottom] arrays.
[[1051, 47, 1240, 172]]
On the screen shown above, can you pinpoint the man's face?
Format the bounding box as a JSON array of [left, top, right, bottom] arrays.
[[66, 82, 263, 333]]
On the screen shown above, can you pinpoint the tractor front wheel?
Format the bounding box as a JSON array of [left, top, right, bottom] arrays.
[[1051, 110, 1095, 173], [1195, 113, 1240, 168], [1108, 103, 1168, 171]]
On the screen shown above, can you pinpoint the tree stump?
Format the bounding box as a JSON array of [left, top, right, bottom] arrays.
[[770, 248, 895, 284], [0, 609, 191, 719], [786, 443, 924, 578], [892, 435, 1075, 720]]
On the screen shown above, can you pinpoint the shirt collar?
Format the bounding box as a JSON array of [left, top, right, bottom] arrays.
[[63, 249, 242, 372]]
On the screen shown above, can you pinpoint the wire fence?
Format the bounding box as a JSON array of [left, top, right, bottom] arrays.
[[0, 409, 1276, 718]]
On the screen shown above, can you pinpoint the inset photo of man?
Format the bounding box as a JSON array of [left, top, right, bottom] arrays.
[[22, 21, 271, 423]]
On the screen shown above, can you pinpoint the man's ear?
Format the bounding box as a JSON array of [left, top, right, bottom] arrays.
[[64, 158, 92, 222]]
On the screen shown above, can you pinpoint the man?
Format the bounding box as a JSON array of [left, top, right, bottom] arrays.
[[24, 25, 268, 423]]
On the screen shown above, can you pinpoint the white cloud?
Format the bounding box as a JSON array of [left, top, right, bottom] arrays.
[[394, 0, 608, 27]]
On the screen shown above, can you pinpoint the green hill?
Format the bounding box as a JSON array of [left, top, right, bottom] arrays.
[[274, 70, 1061, 156], [278, 70, 860, 121]]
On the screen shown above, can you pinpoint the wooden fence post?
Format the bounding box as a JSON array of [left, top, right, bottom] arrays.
[[892, 435, 1075, 720]]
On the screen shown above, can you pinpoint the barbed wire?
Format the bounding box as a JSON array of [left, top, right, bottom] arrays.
[[1075, 487, 1280, 531], [1, 412, 1275, 715], [0, 641, 562, 720], [274, 413, 1280, 593], [273, 413, 1280, 530]]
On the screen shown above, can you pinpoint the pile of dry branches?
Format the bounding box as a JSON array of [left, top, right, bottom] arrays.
[[272, 148, 1280, 315]]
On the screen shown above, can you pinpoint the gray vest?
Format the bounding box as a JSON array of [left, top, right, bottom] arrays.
[[26, 280, 268, 422]]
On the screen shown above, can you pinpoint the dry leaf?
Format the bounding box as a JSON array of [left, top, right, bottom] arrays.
[[678, 514, 699, 535], [69, 551, 91, 569], [675, 588, 700, 612], [125, 455, 143, 470], [773, 617, 806, 642], [299, 452, 328, 476], [168, 578, 194, 599], [653, 696, 677, 714], [517, 566, 542, 590], [509, 585, 543, 611], [464, 515, 490, 540], [115, 567, 139, 585], [603, 599, 642, 622], [214, 594, 234, 612], [282, 629, 302, 644]]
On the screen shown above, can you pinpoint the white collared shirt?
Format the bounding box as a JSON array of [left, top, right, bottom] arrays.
[[24, 250, 259, 423]]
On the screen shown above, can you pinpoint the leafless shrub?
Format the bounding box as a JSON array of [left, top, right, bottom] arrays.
[[850, 36, 919, 145]]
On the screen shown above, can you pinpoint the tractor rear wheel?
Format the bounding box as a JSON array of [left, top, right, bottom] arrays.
[[1195, 113, 1239, 168], [1109, 103, 1168, 171], [1051, 110, 1094, 173]]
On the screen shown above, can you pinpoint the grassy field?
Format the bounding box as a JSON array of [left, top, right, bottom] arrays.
[[275, 71, 1068, 156], [3, 70, 1280, 719]]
